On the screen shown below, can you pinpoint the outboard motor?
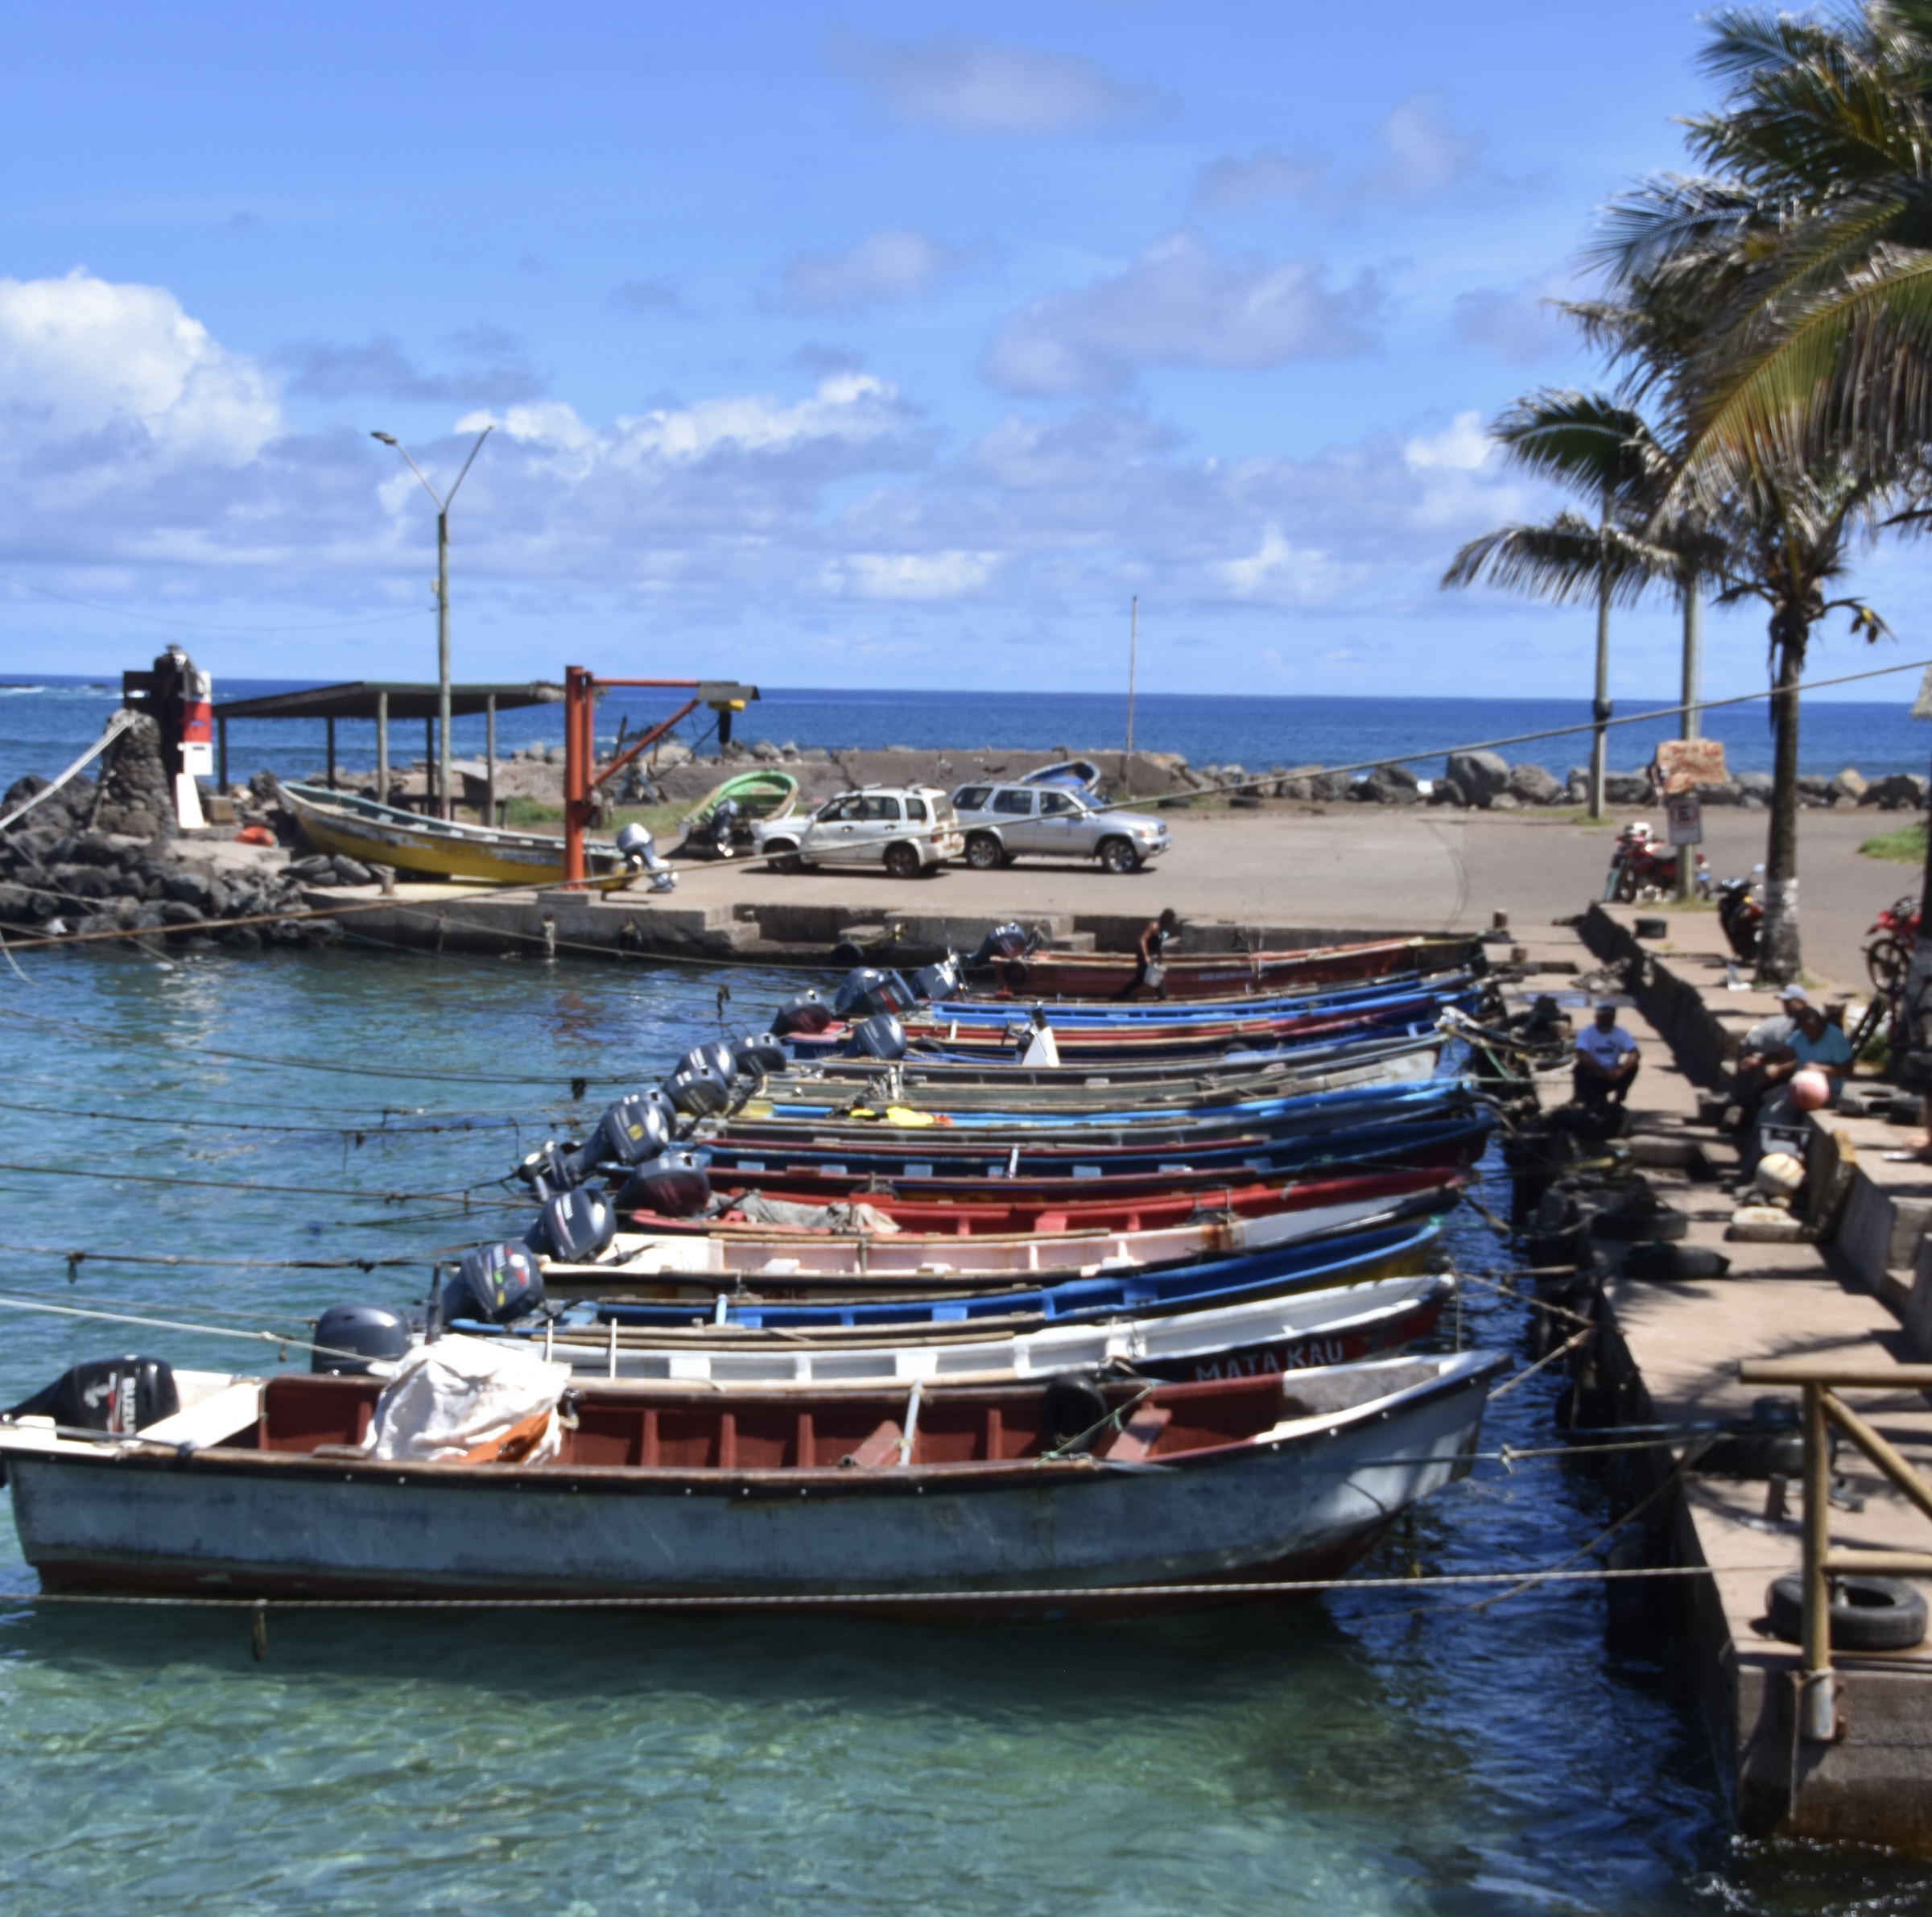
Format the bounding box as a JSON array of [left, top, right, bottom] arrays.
[[515, 1138, 586, 1200], [845, 1011, 908, 1060], [442, 1242, 547, 1326], [616, 821, 677, 893], [666, 1062, 733, 1118], [5, 1356, 178, 1434], [526, 1188, 617, 1263], [614, 1148, 712, 1217], [772, 989, 832, 1037], [593, 1092, 674, 1168], [312, 1303, 413, 1374], [912, 956, 962, 1002], [968, 923, 1029, 968], [674, 1039, 737, 1084], [730, 1031, 788, 1077], [833, 967, 918, 1020]]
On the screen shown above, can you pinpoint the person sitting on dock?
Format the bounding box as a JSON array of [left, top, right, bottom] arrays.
[[1113, 909, 1178, 1001], [1572, 1003, 1640, 1109], [1726, 985, 1810, 1134], [1739, 990, 1855, 1175]]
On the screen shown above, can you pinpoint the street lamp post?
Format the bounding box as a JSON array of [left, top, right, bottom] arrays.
[[370, 424, 493, 820]]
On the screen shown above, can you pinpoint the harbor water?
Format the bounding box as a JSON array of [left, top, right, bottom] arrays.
[[0, 945, 1924, 1914]]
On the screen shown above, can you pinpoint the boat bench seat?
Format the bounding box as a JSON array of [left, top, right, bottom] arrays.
[[1104, 1404, 1173, 1462]]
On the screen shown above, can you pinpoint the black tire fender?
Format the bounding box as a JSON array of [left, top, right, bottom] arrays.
[[1765, 1572, 1928, 1651]]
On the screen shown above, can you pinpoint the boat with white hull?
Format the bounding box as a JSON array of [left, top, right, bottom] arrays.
[[0, 1352, 1501, 1610]]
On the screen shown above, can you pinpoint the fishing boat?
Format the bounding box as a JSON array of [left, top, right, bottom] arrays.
[[545, 1165, 1461, 1295], [964, 934, 1484, 1002], [282, 781, 627, 886], [521, 1271, 1454, 1386], [0, 1348, 1503, 1608]]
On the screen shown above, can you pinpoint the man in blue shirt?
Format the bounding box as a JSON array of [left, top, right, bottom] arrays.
[[1572, 1003, 1641, 1109], [1742, 988, 1854, 1173]]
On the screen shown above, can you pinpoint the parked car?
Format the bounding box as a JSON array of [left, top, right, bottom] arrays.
[[753, 787, 964, 877], [948, 783, 1170, 874]]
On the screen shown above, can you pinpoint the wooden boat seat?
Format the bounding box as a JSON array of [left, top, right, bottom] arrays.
[[841, 1419, 905, 1469], [1104, 1403, 1173, 1462]]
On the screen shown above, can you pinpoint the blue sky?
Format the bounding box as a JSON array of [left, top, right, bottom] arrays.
[[0, 0, 1923, 704]]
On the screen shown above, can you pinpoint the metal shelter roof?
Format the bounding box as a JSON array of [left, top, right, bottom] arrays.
[[213, 680, 564, 722]]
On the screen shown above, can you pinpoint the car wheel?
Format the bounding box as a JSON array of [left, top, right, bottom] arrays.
[[965, 833, 1003, 871], [767, 847, 805, 875], [1098, 837, 1142, 874], [884, 841, 921, 879]]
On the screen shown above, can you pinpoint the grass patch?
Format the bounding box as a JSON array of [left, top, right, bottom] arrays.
[[1859, 820, 1926, 865], [496, 797, 690, 836]]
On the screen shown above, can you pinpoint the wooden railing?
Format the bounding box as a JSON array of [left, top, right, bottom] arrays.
[[1736, 1359, 1932, 1741]]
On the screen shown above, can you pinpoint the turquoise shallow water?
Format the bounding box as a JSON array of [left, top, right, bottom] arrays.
[[0, 947, 1925, 1915]]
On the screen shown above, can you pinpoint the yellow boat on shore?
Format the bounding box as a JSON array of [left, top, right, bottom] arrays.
[[282, 782, 625, 886]]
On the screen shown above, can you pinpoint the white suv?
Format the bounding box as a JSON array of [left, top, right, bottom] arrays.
[[753, 787, 964, 877]]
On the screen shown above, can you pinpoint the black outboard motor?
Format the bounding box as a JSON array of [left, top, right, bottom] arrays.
[[515, 1138, 585, 1200], [614, 1148, 712, 1217], [593, 1092, 674, 1168], [772, 989, 833, 1037], [912, 956, 962, 1002], [666, 1062, 733, 1117], [833, 967, 918, 1019], [674, 1039, 737, 1083], [5, 1356, 178, 1434], [846, 1011, 908, 1060], [442, 1242, 547, 1326], [312, 1303, 412, 1374], [730, 1031, 788, 1077], [526, 1188, 617, 1263], [968, 923, 1029, 968]]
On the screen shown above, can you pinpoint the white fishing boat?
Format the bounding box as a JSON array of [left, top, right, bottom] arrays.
[[0, 1348, 1503, 1609]]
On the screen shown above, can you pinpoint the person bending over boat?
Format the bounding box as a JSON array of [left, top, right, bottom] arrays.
[[1572, 1003, 1640, 1110], [1113, 909, 1178, 1001]]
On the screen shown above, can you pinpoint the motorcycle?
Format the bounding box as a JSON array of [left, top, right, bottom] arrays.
[[1864, 890, 1922, 1000], [1602, 821, 1708, 903], [1715, 872, 1763, 961]]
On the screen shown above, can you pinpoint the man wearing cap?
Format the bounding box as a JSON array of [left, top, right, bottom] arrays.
[[1728, 985, 1810, 1134], [1740, 988, 1856, 1174], [1573, 1002, 1641, 1109]]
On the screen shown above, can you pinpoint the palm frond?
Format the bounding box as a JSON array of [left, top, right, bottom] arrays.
[[1440, 515, 1678, 607]]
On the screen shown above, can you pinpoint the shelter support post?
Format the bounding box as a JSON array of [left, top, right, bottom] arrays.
[[376, 692, 388, 804], [564, 665, 593, 884], [216, 715, 227, 793], [424, 718, 434, 815], [325, 717, 336, 793], [485, 694, 496, 828]]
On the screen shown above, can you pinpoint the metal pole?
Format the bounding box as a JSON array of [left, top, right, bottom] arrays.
[[376, 691, 388, 804], [485, 694, 497, 829], [1678, 585, 1703, 902], [436, 510, 451, 820], [1800, 1380, 1837, 1743], [425, 717, 434, 815], [1125, 595, 1137, 772], [564, 666, 590, 884], [1589, 482, 1611, 820], [325, 717, 336, 792], [217, 714, 227, 794]]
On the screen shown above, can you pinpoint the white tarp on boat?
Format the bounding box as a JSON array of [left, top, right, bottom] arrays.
[[368, 1335, 572, 1465]]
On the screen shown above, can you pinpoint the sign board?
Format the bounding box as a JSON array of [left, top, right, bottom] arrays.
[[1653, 737, 1727, 796], [1666, 792, 1703, 846]]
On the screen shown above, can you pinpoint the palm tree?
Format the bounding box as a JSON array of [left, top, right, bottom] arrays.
[[1442, 390, 1687, 816]]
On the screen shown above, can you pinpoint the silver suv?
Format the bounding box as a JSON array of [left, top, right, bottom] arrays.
[[753, 787, 964, 878], [949, 783, 1170, 874]]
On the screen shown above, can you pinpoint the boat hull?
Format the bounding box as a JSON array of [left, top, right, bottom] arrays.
[[6, 1356, 1498, 1611]]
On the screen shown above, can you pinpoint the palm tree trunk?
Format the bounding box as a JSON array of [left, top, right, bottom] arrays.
[[1757, 619, 1805, 984]]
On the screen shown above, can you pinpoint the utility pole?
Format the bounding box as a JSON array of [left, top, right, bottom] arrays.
[[370, 424, 493, 820], [1124, 595, 1138, 779], [1589, 480, 1612, 820], [1677, 585, 1703, 902]]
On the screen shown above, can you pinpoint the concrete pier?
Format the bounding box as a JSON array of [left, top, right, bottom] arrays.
[[1509, 905, 1932, 1847]]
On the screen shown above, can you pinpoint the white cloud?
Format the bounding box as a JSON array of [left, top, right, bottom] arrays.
[[1195, 89, 1485, 217], [778, 229, 984, 314], [822, 550, 1000, 600], [0, 269, 279, 465], [983, 230, 1381, 395], [828, 30, 1162, 134], [1404, 411, 1493, 473]]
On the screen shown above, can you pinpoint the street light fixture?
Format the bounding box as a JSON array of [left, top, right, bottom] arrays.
[[370, 423, 494, 820]]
